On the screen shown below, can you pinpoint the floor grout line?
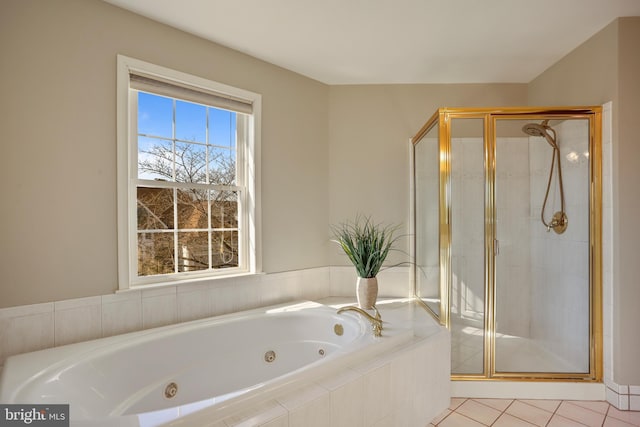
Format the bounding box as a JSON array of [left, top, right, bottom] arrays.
[[433, 398, 639, 427], [544, 400, 561, 427]]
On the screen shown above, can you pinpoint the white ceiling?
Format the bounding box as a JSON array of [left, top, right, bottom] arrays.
[[103, 0, 640, 85]]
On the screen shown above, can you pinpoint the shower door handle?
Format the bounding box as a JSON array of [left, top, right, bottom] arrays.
[[493, 239, 499, 256]]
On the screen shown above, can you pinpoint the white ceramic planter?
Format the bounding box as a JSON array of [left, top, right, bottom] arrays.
[[356, 277, 378, 309]]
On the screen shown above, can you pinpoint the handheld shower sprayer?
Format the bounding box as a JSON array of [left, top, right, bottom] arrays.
[[522, 120, 567, 234]]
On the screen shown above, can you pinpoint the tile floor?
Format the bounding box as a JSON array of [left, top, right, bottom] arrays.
[[430, 398, 640, 426]]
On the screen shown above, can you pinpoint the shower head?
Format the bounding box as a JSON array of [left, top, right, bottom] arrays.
[[522, 123, 546, 136], [522, 121, 558, 149], [522, 123, 548, 137]]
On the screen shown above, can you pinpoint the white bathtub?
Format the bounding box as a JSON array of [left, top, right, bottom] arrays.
[[0, 300, 413, 426]]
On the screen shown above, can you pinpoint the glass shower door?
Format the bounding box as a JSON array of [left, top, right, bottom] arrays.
[[412, 107, 602, 381], [414, 122, 441, 317], [493, 117, 591, 374], [449, 118, 486, 375]]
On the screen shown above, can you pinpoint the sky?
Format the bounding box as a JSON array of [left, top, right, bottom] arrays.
[[138, 91, 236, 146], [137, 91, 237, 182]]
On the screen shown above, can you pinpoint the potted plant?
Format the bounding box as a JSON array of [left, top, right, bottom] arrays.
[[331, 215, 400, 309]]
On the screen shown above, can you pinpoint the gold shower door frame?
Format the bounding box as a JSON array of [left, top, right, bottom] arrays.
[[411, 106, 603, 381]]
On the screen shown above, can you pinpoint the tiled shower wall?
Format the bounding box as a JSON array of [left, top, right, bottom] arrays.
[[528, 119, 591, 372], [495, 137, 533, 339], [450, 137, 487, 327], [449, 136, 534, 339]]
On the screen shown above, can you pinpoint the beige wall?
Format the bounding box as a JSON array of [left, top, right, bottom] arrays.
[[0, 0, 329, 307], [530, 17, 640, 385], [615, 17, 640, 386], [0, 0, 528, 308], [528, 21, 619, 107], [328, 84, 528, 266]]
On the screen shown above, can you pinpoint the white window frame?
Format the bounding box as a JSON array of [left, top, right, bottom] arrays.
[[117, 55, 261, 290]]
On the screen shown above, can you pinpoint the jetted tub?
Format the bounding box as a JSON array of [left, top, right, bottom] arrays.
[[0, 300, 413, 426]]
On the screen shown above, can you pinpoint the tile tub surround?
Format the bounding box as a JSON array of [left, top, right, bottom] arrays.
[[0, 265, 413, 369], [192, 297, 451, 427], [0, 267, 331, 368], [217, 335, 450, 427]]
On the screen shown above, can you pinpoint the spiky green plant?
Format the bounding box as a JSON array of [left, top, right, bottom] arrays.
[[331, 215, 400, 278]]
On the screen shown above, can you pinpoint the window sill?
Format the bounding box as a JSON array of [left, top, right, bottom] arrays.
[[117, 271, 265, 294]]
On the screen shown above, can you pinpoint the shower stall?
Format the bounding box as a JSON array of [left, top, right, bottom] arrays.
[[411, 107, 602, 380]]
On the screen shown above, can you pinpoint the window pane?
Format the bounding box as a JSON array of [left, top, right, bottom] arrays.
[[211, 191, 238, 229], [178, 232, 209, 272], [175, 142, 207, 184], [176, 188, 208, 229], [209, 108, 236, 148], [137, 187, 174, 229], [176, 100, 206, 143], [127, 64, 255, 285], [209, 147, 236, 185], [138, 137, 174, 180], [138, 92, 173, 138], [212, 230, 238, 268], [138, 232, 175, 276]]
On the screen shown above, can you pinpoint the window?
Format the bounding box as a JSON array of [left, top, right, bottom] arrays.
[[117, 55, 261, 289]]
